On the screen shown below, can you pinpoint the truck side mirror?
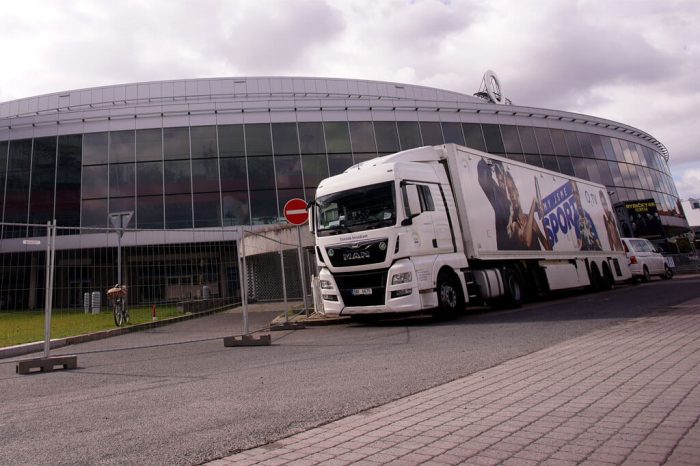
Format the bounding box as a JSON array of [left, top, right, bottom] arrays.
[[402, 184, 422, 225], [307, 201, 315, 233]]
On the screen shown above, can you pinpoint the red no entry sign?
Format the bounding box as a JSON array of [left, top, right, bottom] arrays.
[[284, 198, 309, 225]]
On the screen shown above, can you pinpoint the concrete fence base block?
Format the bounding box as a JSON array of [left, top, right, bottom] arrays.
[[270, 322, 306, 331], [223, 334, 272, 347], [16, 355, 78, 375]]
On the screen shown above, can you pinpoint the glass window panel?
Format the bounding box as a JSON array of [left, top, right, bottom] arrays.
[[597, 159, 614, 186], [500, 125, 522, 155], [219, 157, 248, 191], [110, 130, 135, 163], [585, 159, 602, 184], [353, 153, 376, 164], [137, 195, 163, 229], [83, 132, 108, 165], [324, 122, 351, 153], [541, 155, 559, 172], [302, 154, 329, 188], [81, 198, 108, 227], [222, 191, 250, 225], [550, 129, 569, 156], [249, 189, 278, 224], [441, 122, 465, 145], [82, 164, 108, 199], [349, 121, 377, 154], [272, 123, 299, 155], [610, 138, 626, 163], [564, 131, 582, 157], [137, 161, 163, 196], [55, 135, 82, 227], [246, 156, 276, 189], [589, 134, 605, 160], [634, 144, 646, 166], [525, 153, 543, 167], [163, 160, 192, 194], [109, 163, 135, 197], [29, 137, 57, 226], [534, 128, 555, 155], [618, 162, 632, 186], [641, 146, 655, 168], [463, 123, 486, 151], [191, 159, 220, 193], [163, 127, 190, 160], [397, 121, 422, 150], [374, 121, 400, 153], [245, 123, 272, 156], [557, 156, 575, 176], [275, 155, 303, 189], [482, 124, 505, 154], [328, 153, 353, 175], [193, 192, 221, 227], [518, 126, 538, 154], [218, 124, 245, 158], [628, 164, 642, 189], [298, 122, 326, 154], [278, 188, 306, 217], [601, 136, 616, 161], [420, 122, 444, 146], [572, 157, 589, 180], [164, 193, 192, 228], [135, 128, 162, 161], [190, 125, 217, 158], [109, 197, 135, 216], [0, 141, 7, 221], [577, 133, 594, 158], [619, 140, 635, 164], [508, 153, 526, 163]]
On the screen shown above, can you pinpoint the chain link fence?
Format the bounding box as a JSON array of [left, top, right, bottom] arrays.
[[664, 252, 700, 275]]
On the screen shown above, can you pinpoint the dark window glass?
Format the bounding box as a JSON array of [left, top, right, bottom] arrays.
[[328, 153, 353, 175], [618, 163, 632, 186], [585, 159, 602, 184], [164, 193, 192, 228], [137, 195, 164, 229], [420, 122, 443, 146], [81, 198, 108, 227], [298, 122, 326, 154], [275, 155, 303, 189], [163, 127, 190, 160], [302, 154, 329, 188], [441, 122, 465, 145], [245, 123, 272, 156], [638, 167, 650, 190], [374, 122, 400, 153], [222, 191, 250, 225], [324, 122, 351, 153], [218, 125, 245, 158], [278, 188, 305, 218], [463, 123, 486, 151], [28, 137, 56, 230], [190, 126, 217, 158], [246, 156, 276, 189], [353, 153, 376, 163], [501, 125, 522, 156], [590, 134, 605, 160], [0, 141, 7, 222], [397, 121, 422, 150], [525, 153, 543, 167], [508, 153, 526, 163], [541, 155, 559, 172], [631, 144, 644, 165], [109, 163, 135, 198], [193, 192, 221, 227], [482, 124, 504, 154], [577, 133, 594, 158], [641, 146, 655, 168], [601, 136, 617, 161], [550, 129, 569, 156], [564, 131, 582, 157], [349, 121, 377, 154], [109, 197, 135, 216], [572, 157, 589, 180], [137, 161, 163, 196], [597, 159, 614, 186], [82, 165, 108, 199], [163, 160, 192, 194], [191, 159, 220, 193], [249, 189, 278, 224], [557, 156, 575, 176], [610, 138, 626, 163], [3, 140, 30, 234], [628, 165, 642, 189], [219, 157, 248, 191], [110, 130, 135, 163], [518, 126, 538, 154], [272, 123, 299, 155], [534, 128, 555, 155], [55, 135, 82, 227], [83, 132, 108, 165], [135, 128, 162, 161]]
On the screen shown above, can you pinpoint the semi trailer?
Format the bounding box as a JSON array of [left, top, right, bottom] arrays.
[[310, 144, 631, 319]]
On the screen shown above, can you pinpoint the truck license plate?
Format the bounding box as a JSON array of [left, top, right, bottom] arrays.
[[352, 288, 372, 296]]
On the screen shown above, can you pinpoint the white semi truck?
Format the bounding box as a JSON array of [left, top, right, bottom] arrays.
[[311, 144, 631, 319]]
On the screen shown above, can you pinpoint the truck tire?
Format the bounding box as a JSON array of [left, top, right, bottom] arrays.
[[662, 264, 673, 280], [433, 272, 463, 320], [588, 264, 604, 292], [601, 264, 614, 291], [499, 268, 523, 308]]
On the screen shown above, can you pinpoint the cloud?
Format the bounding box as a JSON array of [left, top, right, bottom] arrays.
[[674, 168, 700, 201]]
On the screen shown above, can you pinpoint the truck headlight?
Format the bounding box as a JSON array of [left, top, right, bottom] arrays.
[[320, 279, 333, 289], [391, 272, 412, 285]]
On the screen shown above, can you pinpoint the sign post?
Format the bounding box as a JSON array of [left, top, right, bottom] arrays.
[[109, 211, 134, 286], [284, 199, 310, 317]]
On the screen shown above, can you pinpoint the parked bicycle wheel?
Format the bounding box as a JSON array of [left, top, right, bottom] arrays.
[[114, 300, 125, 326]]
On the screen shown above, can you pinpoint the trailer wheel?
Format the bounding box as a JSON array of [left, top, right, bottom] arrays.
[[601, 263, 614, 291], [433, 272, 463, 320], [500, 268, 523, 308], [588, 264, 603, 292]]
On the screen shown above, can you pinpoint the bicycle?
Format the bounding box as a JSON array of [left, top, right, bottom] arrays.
[[107, 284, 129, 326]]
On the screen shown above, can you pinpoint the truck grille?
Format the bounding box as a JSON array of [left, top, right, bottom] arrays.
[[335, 269, 388, 307], [326, 238, 388, 267]]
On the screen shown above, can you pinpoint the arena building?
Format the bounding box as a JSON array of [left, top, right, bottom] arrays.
[[0, 74, 689, 310]]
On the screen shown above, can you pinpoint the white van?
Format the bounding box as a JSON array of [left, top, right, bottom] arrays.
[[621, 238, 673, 282]]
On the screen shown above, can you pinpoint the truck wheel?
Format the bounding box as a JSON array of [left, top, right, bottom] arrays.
[[601, 264, 614, 291], [500, 268, 523, 308], [662, 265, 673, 280], [434, 273, 463, 320], [641, 266, 651, 283], [588, 264, 602, 292]]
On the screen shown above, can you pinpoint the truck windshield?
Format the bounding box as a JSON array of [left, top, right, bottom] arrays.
[[316, 181, 396, 236]]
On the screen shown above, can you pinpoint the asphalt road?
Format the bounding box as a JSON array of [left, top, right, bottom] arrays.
[[1, 276, 698, 465]]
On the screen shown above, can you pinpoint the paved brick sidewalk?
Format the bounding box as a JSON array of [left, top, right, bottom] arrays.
[[210, 302, 700, 465]]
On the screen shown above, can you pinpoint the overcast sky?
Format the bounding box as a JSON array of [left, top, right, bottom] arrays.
[[1, 0, 698, 200]]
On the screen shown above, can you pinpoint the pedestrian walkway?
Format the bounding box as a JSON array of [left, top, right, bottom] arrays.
[[210, 301, 700, 465]]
